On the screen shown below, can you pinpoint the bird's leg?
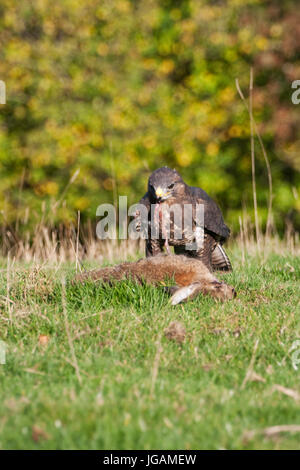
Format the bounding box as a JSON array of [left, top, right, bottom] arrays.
[[145, 238, 164, 257], [155, 202, 171, 255], [145, 203, 164, 257], [160, 204, 171, 254], [164, 238, 171, 255], [194, 231, 217, 272]]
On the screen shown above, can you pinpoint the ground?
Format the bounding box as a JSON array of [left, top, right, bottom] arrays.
[[0, 245, 299, 450]]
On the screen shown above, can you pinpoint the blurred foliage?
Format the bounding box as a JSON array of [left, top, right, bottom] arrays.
[[0, 0, 299, 235]]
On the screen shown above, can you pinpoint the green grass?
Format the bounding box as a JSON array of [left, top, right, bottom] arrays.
[[0, 247, 300, 450]]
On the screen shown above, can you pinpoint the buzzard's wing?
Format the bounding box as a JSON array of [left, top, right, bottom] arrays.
[[138, 192, 151, 211], [133, 192, 151, 233], [190, 186, 230, 241]]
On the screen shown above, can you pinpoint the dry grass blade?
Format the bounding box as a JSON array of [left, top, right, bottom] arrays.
[[24, 368, 46, 376], [249, 68, 260, 251], [243, 424, 300, 443], [238, 215, 245, 266], [247, 371, 266, 383], [241, 339, 259, 389], [53, 169, 80, 210], [272, 384, 300, 401], [263, 425, 300, 437], [236, 73, 273, 239], [76, 210, 81, 274]]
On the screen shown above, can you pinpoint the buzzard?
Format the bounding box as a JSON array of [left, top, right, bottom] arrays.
[[135, 166, 232, 271]]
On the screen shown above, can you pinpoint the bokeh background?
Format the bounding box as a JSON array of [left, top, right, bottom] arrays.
[[0, 0, 299, 239]]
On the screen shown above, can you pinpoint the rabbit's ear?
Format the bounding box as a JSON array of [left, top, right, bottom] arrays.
[[170, 283, 201, 305], [163, 286, 179, 296]]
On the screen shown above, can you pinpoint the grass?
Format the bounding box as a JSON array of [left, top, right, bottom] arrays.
[[0, 244, 300, 450]]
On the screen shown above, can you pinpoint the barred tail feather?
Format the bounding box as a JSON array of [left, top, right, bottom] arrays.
[[211, 244, 232, 271]]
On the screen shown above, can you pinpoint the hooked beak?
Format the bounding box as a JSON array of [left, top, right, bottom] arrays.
[[155, 186, 169, 201]]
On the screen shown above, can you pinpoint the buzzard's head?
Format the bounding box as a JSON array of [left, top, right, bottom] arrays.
[[148, 166, 185, 202]]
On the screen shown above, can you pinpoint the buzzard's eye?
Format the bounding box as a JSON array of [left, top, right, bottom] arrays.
[[168, 183, 175, 189]]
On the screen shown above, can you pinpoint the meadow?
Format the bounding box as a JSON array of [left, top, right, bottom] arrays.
[[0, 239, 299, 450]]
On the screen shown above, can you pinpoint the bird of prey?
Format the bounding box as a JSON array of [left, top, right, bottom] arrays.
[[134, 166, 232, 271]]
